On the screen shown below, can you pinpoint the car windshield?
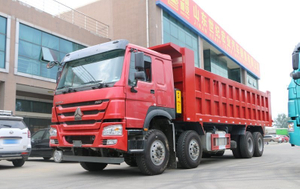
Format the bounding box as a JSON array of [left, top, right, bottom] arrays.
[[0, 120, 26, 129], [57, 49, 125, 90]]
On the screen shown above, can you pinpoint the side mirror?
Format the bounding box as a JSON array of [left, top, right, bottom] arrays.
[[135, 52, 144, 70], [47, 60, 61, 69], [292, 52, 299, 70], [134, 71, 146, 81], [293, 72, 300, 80]]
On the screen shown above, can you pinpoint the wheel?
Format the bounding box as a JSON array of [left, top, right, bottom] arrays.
[[136, 129, 169, 175], [239, 131, 254, 158], [177, 130, 202, 169], [53, 150, 63, 163], [253, 132, 264, 157], [232, 135, 242, 158], [124, 155, 137, 167], [43, 157, 51, 160], [12, 159, 25, 167], [80, 162, 107, 171]]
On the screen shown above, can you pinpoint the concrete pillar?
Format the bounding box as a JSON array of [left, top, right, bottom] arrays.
[[199, 37, 204, 69]]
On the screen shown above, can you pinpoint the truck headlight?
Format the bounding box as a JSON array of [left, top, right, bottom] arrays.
[[50, 128, 57, 137], [102, 125, 123, 136], [288, 122, 294, 132]]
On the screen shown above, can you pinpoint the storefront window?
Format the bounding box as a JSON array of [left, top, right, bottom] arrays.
[[247, 72, 258, 89], [18, 24, 85, 79], [163, 12, 199, 67], [16, 99, 52, 114], [0, 16, 6, 69]]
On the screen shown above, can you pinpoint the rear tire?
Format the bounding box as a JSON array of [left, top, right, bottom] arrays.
[[253, 132, 264, 157], [177, 130, 202, 169], [239, 131, 254, 158], [12, 159, 25, 167], [136, 129, 169, 175], [80, 162, 107, 171]]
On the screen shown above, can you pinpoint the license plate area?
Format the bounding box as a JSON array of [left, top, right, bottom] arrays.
[[3, 139, 19, 144]]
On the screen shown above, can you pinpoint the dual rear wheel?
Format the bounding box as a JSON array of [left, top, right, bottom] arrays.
[[232, 131, 264, 158]]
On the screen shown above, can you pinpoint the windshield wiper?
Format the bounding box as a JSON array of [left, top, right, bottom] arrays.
[[0, 124, 12, 128], [62, 87, 77, 94], [81, 80, 103, 85]]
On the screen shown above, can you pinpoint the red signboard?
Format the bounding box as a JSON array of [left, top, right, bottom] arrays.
[[157, 0, 260, 78]]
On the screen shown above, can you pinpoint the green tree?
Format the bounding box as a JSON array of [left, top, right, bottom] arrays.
[[273, 113, 290, 128]]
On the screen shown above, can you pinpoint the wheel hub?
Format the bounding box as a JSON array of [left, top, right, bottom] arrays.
[[150, 140, 165, 166], [189, 139, 199, 160]]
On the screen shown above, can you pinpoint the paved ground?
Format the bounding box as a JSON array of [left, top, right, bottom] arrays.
[[1, 143, 300, 189]]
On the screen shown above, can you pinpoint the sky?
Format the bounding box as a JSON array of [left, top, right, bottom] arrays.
[[193, 0, 300, 119], [54, 0, 299, 119]]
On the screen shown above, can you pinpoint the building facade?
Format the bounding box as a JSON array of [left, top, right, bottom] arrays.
[[0, 0, 261, 133], [76, 0, 260, 88], [0, 0, 109, 133]]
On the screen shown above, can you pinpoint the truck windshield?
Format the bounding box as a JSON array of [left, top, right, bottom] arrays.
[[57, 49, 125, 90]]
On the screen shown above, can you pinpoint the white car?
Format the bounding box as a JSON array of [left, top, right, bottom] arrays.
[[0, 110, 31, 167]]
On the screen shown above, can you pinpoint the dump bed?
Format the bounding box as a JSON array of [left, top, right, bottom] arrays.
[[150, 43, 272, 127]]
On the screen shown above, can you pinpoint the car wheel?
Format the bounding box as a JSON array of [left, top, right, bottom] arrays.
[[43, 157, 51, 160], [177, 130, 202, 169], [53, 150, 63, 163], [136, 129, 169, 175], [239, 131, 254, 158], [253, 132, 264, 157], [80, 162, 107, 171], [12, 159, 25, 167]]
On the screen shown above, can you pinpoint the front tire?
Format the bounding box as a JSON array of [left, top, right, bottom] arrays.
[[177, 130, 202, 169], [239, 131, 254, 158], [12, 159, 25, 167], [253, 132, 264, 157], [80, 162, 107, 172], [136, 129, 169, 175]]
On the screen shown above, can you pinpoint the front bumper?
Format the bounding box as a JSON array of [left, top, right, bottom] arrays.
[[50, 123, 128, 152]]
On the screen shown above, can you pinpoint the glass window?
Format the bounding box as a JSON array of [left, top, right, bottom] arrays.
[[19, 24, 41, 45], [0, 16, 6, 34], [32, 130, 45, 141], [18, 23, 86, 79], [19, 40, 41, 60], [0, 16, 6, 69], [42, 32, 59, 50], [60, 39, 73, 53], [16, 99, 52, 114], [163, 11, 199, 67], [0, 51, 4, 68], [57, 50, 125, 90], [0, 35, 5, 51], [128, 53, 152, 86]]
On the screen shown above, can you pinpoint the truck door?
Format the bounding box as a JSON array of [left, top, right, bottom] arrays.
[[126, 52, 155, 128]]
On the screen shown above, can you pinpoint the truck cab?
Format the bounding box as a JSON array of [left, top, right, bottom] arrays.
[[288, 43, 300, 146]]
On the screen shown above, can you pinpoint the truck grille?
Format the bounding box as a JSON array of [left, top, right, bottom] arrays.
[[59, 100, 108, 108], [55, 99, 109, 130]]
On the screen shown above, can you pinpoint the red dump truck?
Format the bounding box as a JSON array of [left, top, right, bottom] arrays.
[[48, 40, 272, 175]]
